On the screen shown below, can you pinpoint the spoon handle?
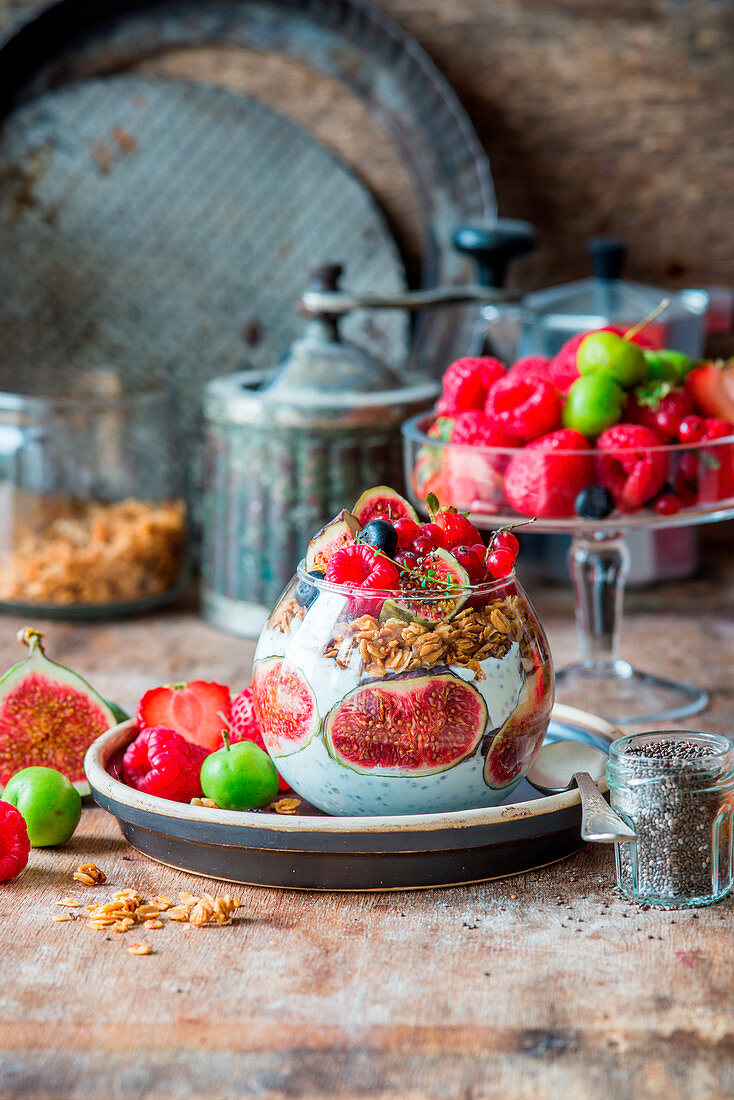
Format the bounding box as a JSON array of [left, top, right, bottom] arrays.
[[573, 771, 637, 844]]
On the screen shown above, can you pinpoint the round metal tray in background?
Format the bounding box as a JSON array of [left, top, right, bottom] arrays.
[[86, 706, 618, 892], [0, 0, 494, 414]]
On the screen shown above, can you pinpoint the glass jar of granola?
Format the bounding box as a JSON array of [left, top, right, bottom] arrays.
[[0, 369, 187, 617], [252, 562, 553, 816]]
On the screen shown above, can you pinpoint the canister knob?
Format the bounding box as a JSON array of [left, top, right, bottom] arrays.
[[588, 236, 626, 281], [452, 219, 536, 288]]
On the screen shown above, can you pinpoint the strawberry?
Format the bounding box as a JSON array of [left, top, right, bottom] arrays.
[[504, 429, 594, 518], [625, 382, 694, 441], [429, 508, 481, 550], [438, 357, 506, 414], [136, 680, 232, 752], [485, 375, 562, 442], [595, 424, 668, 510], [123, 725, 210, 802], [230, 688, 289, 792], [685, 360, 734, 422]]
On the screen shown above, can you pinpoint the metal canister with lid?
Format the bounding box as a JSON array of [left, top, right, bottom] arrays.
[[201, 264, 437, 636]]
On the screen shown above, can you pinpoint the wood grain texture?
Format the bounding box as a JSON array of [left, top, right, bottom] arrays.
[[0, 546, 732, 1099]]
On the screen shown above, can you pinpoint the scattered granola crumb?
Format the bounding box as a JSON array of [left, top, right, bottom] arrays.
[[56, 897, 81, 907], [73, 863, 106, 885], [128, 942, 152, 956], [52, 914, 71, 923], [273, 797, 301, 815], [190, 797, 218, 808], [144, 919, 164, 930]]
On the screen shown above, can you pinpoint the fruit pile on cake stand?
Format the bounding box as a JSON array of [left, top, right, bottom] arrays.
[[403, 325, 734, 723]]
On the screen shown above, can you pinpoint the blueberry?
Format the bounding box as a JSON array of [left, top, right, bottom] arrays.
[[575, 486, 615, 520], [294, 570, 323, 609], [355, 519, 398, 558]]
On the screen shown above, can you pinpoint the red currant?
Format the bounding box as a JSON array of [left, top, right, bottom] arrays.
[[486, 547, 515, 578], [677, 415, 705, 444], [451, 546, 484, 583], [416, 522, 448, 549], [653, 493, 681, 516], [411, 536, 435, 557], [492, 530, 519, 557], [393, 518, 421, 549]]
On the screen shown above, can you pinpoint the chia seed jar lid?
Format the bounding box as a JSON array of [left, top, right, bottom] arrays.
[[607, 731, 734, 791]]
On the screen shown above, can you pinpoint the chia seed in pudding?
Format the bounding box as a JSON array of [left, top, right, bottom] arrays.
[[607, 732, 734, 908]]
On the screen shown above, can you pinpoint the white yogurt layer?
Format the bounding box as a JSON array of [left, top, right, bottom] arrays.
[[255, 605, 527, 816]]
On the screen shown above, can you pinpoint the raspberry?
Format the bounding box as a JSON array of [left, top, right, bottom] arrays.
[[325, 544, 400, 590], [439, 357, 506, 414], [625, 387, 694, 441], [504, 429, 594, 518], [485, 376, 562, 442], [230, 688, 289, 792], [507, 356, 552, 384], [123, 725, 211, 802], [450, 411, 518, 448], [432, 509, 481, 549], [595, 424, 668, 511], [0, 800, 30, 882]]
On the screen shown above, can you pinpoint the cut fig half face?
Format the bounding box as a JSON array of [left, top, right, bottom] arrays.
[[324, 668, 487, 776], [252, 657, 320, 758], [483, 666, 553, 790]]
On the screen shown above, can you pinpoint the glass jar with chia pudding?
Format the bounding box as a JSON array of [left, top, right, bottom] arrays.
[[252, 486, 554, 816]]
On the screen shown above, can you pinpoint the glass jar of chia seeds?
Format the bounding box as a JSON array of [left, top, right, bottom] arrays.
[[607, 731, 734, 908]]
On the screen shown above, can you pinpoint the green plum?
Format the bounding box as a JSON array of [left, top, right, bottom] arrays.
[[200, 734, 279, 811], [577, 331, 647, 389], [563, 375, 625, 437], [642, 348, 695, 384], [2, 766, 81, 847]]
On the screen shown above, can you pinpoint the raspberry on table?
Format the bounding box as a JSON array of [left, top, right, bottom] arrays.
[[438, 357, 506, 414], [230, 688, 289, 792], [123, 726, 211, 803], [504, 429, 594, 518], [485, 376, 562, 442], [595, 424, 669, 510], [0, 800, 31, 882]]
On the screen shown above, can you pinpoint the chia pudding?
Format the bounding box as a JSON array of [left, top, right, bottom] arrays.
[[251, 486, 554, 816], [608, 732, 734, 907]]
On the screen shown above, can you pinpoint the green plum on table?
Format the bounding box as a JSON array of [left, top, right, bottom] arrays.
[[2, 766, 82, 846], [200, 732, 280, 810]]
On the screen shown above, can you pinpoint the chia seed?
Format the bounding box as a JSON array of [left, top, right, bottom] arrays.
[[607, 732, 734, 908]]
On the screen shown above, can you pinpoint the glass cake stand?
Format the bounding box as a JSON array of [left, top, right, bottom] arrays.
[[402, 413, 734, 724]]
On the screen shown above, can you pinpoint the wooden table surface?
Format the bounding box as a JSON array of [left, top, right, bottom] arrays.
[[1, 535, 733, 1100]]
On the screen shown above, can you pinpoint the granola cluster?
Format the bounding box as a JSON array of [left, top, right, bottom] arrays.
[[0, 496, 186, 606], [321, 595, 538, 680]]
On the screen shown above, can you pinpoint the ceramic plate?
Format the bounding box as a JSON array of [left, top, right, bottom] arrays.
[[85, 705, 619, 891]]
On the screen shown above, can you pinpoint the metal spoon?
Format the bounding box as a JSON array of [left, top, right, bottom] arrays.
[[526, 741, 637, 844]]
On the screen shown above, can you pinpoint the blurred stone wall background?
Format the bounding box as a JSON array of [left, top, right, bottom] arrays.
[[1, 0, 732, 311]]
